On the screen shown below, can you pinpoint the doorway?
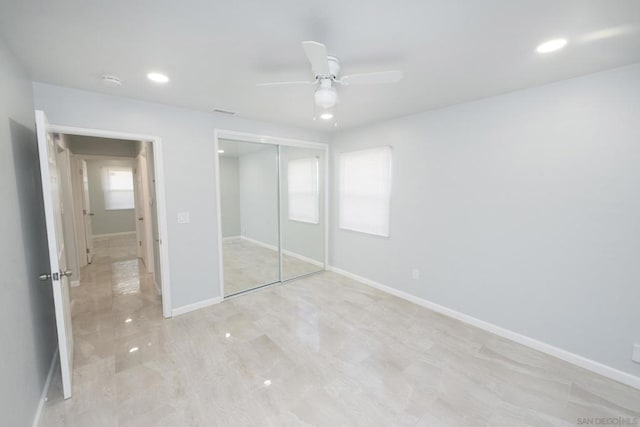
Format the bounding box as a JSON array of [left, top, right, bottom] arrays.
[[214, 130, 329, 297], [57, 134, 163, 301], [36, 111, 173, 399]]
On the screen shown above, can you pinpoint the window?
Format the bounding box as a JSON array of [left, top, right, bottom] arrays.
[[339, 146, 392, 237], [287, 157, 319, 224], [103, 166, 134, 210]]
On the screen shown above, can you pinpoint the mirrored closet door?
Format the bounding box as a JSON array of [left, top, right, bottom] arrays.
[[219, 139, 280, 296], [280, 145, 326, 282], [218, 136, 326, 297]]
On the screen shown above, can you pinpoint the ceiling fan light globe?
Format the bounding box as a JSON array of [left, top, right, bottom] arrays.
[[314, 87, 337, 109]]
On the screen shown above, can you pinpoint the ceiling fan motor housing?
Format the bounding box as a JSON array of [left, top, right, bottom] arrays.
[[327, 56, 340, 79], [313, 57, 340, 109]]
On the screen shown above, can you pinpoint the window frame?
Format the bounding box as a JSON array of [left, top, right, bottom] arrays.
[[338, 146, 393, 237], [102, 166, 135, 211]]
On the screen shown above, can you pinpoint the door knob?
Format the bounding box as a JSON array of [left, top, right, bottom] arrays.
[[39, 270, 72, 281]]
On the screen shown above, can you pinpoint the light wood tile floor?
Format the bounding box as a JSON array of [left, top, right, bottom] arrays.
[[41, 236, 640, 426], [223, 238, 322, 296]]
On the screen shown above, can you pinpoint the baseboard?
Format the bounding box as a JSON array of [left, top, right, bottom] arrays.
[[222, 235, 241, 241], [282, 249, 324, 268], [92, 231, 136, 238], [171, 296, 222, 317], [240, 236, 324, 267], [240, 235, 278, 251], [327, 265, 640, 391], [32, 349, 58, 427]]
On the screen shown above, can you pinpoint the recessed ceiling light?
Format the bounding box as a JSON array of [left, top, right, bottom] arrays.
[[218, 149, 225, 154], [320, 112, 333, 120], [536, 38, 568, 53], [101, 75, 122, 87], [147, 72, 170, 83]]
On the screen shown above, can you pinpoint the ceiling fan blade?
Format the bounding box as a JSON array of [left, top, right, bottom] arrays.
[[256, 80, 315, 87], [339, 70, 403, 86], [302, 41, 330, 76]]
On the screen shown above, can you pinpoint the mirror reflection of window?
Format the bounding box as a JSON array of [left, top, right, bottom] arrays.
[[287, 157, 319, 224], [102, 166, 134, 210]]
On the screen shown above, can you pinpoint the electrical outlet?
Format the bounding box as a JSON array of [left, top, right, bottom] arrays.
[[177, 212, 190, 224], [633, 344, 640, 364], [412, 268, 420, 280]]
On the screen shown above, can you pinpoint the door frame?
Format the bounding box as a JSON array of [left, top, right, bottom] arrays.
[[213, 129, 329, 299], [48, 124, 173, 318], [135, 147, 156, 276], [56, 142, 81, 287]]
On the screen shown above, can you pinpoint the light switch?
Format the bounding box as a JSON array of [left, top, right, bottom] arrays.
[[177, 212, 190, 224]]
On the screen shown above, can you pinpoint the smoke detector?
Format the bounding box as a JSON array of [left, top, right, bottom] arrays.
[[101, 75, 122, 87]]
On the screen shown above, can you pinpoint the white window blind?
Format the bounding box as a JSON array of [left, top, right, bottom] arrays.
[[103, 166, 135, 210], [339, 146, 392, 237], [287, 157, 319, 224]]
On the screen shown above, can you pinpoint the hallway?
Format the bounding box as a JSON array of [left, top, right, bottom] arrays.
[[42, 234, 163, 426]]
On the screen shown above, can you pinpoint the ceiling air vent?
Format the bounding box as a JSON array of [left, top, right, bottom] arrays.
[[212, 108, 236, 115], [101, 75, 122, 87]]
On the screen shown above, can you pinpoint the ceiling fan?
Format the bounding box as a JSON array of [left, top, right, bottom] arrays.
[[257, 41, 403, 120]]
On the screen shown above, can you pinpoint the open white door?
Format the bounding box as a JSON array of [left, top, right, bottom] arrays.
[[35, 110, 74, 399], [80, 160, 94, 263], [134, 164, 146, 260]]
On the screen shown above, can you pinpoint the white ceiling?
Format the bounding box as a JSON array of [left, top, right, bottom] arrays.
[[1, 0, 639, 131]]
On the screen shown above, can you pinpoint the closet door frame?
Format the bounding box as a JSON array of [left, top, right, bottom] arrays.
[[214, 129, 329, 298]]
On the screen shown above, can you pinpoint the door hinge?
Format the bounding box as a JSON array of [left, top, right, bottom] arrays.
[[86, 248, 90, 254]]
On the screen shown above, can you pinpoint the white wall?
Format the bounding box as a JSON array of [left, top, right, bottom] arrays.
[[33, 82, 328, 309], [330, 63, 640, 377], [86, 159, 136, 235], [219, 156, 241, 237], [0, 39, 57, 427]]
